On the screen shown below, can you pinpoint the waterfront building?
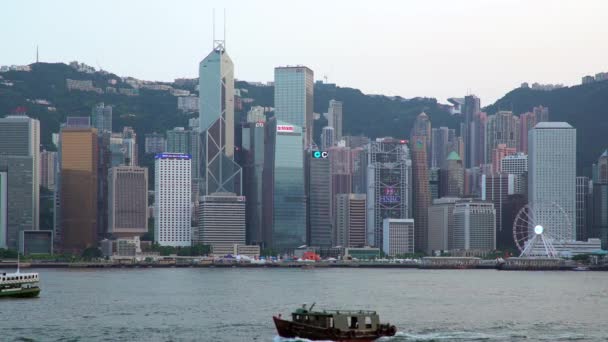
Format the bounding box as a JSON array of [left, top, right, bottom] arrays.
[[592, 151, 608, 247], [262, 118, 307, 251], [91, 102, 112, 133], [382, 218, 415, 256], [501, 194, 527, 250], [452, 199, 496, 251], [528, 122, 576, 241], [108, 166, 148, 238], [60, 126, 98, 252], [0, 172, 6, 248], [20, 230, 53, 255], [154, 153, 191, 247], [410, 137, 430, 253], [335, 193, 366, 248], [0, 115, 40, 250], [144, 133, 166, 154], [199, 40, 242, 195], [195, 193, 246, 250], [486, 111, 520, 164], [274, 66, 314, 147], [307, 149, 332, 247], [366, 138, 412, 248], [40, 150, 57, 191], [576, 176, 592, 241], [321, 126, 335, 150], [427, 197, 459, 254], [329, 146, 353, 230]]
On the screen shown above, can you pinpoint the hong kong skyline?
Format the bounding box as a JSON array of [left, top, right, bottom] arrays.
[[3, 0, 608, 103]]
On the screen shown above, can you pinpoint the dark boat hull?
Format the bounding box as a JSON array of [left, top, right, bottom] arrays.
[[273, 316, 395, 342], [0, 287, 40, 298]]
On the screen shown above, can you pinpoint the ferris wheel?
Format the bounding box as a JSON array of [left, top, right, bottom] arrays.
[[512, 202, 572, 258]]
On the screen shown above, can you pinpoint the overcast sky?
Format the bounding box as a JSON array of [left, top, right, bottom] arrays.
[[2, 0, 607, 104]]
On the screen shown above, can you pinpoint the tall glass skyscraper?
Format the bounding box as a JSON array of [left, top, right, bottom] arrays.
[[274, 66, 314, 147], [199, 42, 242, 195], [263, 118, 307, 251]]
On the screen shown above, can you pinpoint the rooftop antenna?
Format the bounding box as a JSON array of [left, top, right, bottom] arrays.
[[224, 8, 226, 51], [212, 8, 216, 50], [36, 45, 39, 63]]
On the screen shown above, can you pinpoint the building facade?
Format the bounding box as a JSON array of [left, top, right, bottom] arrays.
[[307, 150, 332, 247], [366, 138, 412, 248], [452, 200, 496, 251], [327, 99, 343, 142], [108, 166, 148, 238], [528, 122, 576, 241], [60, 126, 98, 252], [154, 153, 191, 247], [410, 137, 430, 253], [335, 193, 366, 248], [427, 197, 460, 254], [195, 193, 246, 250], [274, 66, 314, 147], [382, 218, 415, 256]]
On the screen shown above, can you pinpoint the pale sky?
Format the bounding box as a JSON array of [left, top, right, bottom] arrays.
[[2, 0, 607, 104]]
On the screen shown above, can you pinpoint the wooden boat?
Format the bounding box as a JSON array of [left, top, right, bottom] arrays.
[[273, 304, 396, 341]]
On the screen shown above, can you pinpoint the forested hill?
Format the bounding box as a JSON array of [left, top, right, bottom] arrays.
[[0, 62, 458, 155]]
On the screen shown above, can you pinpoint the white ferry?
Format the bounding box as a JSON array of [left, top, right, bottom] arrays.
[[0, 266, 41, 298]]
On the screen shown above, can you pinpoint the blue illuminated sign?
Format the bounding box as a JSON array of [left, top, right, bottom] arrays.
[[312, 151, 328, 159], [155, 153, 192, 160]]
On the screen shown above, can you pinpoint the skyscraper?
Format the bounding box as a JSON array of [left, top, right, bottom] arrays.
[[463, 95, 480, 168], [195, 193, 246, 250], [40, 151, 57, 191], [60, 126, 98, 252], [307, 150, 332, 247], [321, 126, 335, 150], [262, 119, 307, 251], [501, 153, 528, 175], [427, 197, 459, 254], [411, 137, 430, 253], [350, 147, 367, 194], [576, 176, 591, 241], [431, 126, 449, 168], [470, 111, 488, 167], [335, 193, 366, 248], [482, 173, 515, 249], [329, 146, 353, 228], [528, 122, 576, 241], [592, 152, 608, 247], [441, 151, 464, 197], [242, 113, 266, 245], [0, 115, 40, 249], [166, 127, 202, 181], [108, 166, 148, 238], [327, 100, 343, 142], [366, 138, 412, 247], [410, 112, 432, 166], [453, 199, 496, 251], [154, 153, 191, 247], [91, 102, 112, 133], [486, 111, 520, 164], [199, 41, 242, 195], [274, 66, 314, 147]]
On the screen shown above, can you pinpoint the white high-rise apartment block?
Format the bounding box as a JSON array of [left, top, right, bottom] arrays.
[[154, 153, 192, 247], [501, 152, 528, 175], [528, 122, 576, 241]]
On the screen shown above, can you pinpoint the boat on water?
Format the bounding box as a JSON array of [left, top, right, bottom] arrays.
[[273, 304, 397, 341], [0, 258, 41, 298]]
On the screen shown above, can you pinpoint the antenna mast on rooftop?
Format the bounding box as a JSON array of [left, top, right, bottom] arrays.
[[212, 8, 226, 52]]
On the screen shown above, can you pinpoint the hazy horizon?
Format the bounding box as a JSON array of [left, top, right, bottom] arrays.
[[2, 0, 607, 104]]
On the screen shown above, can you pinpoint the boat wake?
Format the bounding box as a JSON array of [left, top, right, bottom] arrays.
[[377, 331, 503, 341], [273, 336, 333, 342]]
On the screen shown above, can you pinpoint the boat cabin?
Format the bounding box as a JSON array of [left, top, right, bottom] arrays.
[[0, 272, 39, 284], [292, 307, 381, 331]]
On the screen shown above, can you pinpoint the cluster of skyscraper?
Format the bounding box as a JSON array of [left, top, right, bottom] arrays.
[[4, 43, 608, 259]]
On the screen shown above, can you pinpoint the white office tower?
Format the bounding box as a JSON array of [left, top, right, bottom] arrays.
[[154, 153, 192, 246], [528, 122, 576, 241], [501, 153, 528, 175], [453, 200, 496, 251], [327, 100, 343, 142], [382, 218, 415, 256], [321, 126, 335, 150]]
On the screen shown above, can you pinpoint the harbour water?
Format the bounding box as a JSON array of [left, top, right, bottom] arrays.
[[1, 268, 607, 341]]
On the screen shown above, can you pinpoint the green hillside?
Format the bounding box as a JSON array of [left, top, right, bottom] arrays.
[[486, 81, 608, 175]]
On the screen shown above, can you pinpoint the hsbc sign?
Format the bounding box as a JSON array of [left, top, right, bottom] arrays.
[[277, 125, 294, 132]]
